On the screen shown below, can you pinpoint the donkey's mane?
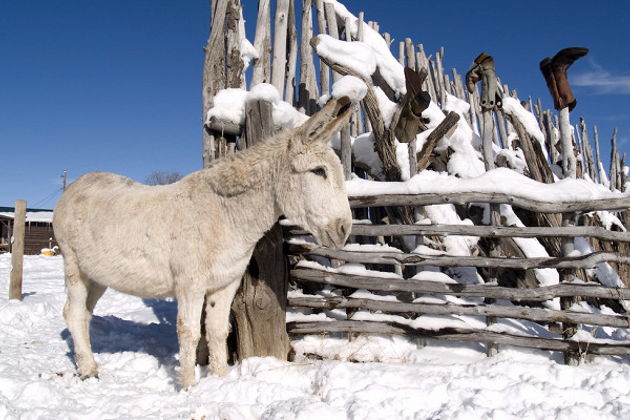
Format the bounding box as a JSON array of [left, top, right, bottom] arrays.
[[203, 130, 291, 197]]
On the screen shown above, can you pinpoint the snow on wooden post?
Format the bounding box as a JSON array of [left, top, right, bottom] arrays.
[[9, 200, 26, 301]]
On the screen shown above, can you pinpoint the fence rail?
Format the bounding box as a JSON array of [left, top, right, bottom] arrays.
[[352, 224, 630, 241], [287, 320, 630, 356], [348, 192, 630, 213], [288, 224, 630, 242], [291, 268, 630, 301], [289, 244, 630, 270], [288, 295, 630, 328]]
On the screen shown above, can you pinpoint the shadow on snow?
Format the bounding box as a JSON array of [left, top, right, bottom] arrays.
[[61, 298, 179, 370]]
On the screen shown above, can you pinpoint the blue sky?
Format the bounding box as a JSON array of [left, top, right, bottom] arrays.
[[1, 0, 628, 208]]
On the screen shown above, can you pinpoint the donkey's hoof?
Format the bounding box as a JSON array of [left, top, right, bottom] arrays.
[[77, 364, 99, 380], [79, 372, 99, 381], [180, 378, 197, 390]]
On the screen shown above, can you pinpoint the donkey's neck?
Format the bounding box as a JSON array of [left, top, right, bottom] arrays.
[[201, 137, 287, 244]]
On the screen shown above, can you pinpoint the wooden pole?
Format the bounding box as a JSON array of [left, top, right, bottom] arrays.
[[594, 125, 605, 186], [298, 0, 319, 114], [559, 107, 576, 178], [610, 128, 619, 191], [231, 100, 291, 362], [251, 0, 271, 86], [9, 200, 26, 301], [339, 12, 352, 180], [398, 41, 405, 66], [482, 108, 500, 357], [202, 0, 228, 166], [323, 1, 341, 83], [482, 111, 494, 169], [558, 104, 580, 364], [284, 0, 298, 104], [405, 38, 417, 176], [271, 0, 290, 94], [543, 110, 558, 165], [225, 0, 244, 89], [560, 213, 580, 366], [314, 0, 330, 95]]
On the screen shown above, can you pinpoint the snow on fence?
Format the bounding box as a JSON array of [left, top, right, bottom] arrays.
[[201, 0, 630, 365], [285, 192, 630, 362]]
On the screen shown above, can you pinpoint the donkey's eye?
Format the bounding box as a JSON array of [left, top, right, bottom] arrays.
[[310, 167, 327, 179]]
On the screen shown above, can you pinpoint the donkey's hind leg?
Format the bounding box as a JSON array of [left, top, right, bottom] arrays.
[[204, 280, 241, 377], [62, 251, 103, 379]]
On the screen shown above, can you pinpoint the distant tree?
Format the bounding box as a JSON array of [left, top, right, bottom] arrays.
[[144, 171, 183, 185]]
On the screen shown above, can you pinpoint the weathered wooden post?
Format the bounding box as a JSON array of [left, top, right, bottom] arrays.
[[9, 200, 26, 300], [271, 0, 290, 94], [230, 99, 291, 361], [202, 0, 233, 165], [251, 0, 272, 86], [466, 53, 502, 357], [540, 46, 589, 365], [298, 0, 319, 114]]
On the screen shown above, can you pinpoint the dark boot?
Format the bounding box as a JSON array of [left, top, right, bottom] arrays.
[[466, 53, 501, 110], [395, 67, 431, 143], [539, 47, 588, 111]]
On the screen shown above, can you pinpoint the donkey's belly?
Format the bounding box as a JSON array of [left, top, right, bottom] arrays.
[[79, 253, 176, 298]]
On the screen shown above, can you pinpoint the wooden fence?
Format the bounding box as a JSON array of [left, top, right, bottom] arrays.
[[285, 192, 630, 364], [202, 0, 630, 365]]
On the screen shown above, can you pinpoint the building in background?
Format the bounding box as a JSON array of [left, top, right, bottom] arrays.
[[0, 207, 56, 255]]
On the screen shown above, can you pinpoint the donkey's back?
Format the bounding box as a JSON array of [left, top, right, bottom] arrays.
[[53, 171, 201, 298]]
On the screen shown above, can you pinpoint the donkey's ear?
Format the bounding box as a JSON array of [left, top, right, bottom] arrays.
[[297, 96, 353, 145]]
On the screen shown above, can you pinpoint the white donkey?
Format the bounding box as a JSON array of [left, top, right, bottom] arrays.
[[53, 96, 353, 388]]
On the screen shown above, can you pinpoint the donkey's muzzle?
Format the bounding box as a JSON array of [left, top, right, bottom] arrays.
[[323, 218, 351, 249]]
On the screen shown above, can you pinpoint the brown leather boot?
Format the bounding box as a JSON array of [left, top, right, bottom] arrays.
[[466, 53, 501, 110], [539, 47, 589, 111], [395, 67, 431, 143]]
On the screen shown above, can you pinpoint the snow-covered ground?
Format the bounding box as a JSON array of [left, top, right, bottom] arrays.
[[1, 254, 630, 419]]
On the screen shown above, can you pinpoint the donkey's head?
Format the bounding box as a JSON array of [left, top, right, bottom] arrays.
[[277, 97, 353, 249]]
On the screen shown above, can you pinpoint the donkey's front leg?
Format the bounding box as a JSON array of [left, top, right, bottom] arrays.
[[176, 290, 205, 389], [204, 280, 241, 376]]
